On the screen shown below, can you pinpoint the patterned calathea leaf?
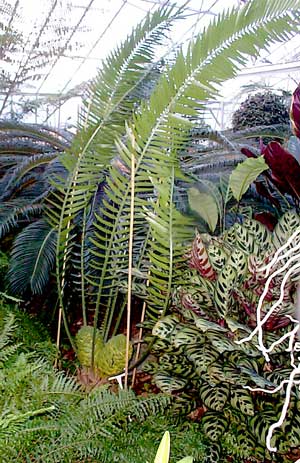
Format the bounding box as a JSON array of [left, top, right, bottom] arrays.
[[152, 315, 180, 339], [194, 317, 228, 333], [235, 223, 262, 255], [203, 443, 222, 463], [173, 325, 204, 348], [226, 248, 248, 283], [284, 413, 300, 447], [237, 339, 261, 357], [272, 210, 300, 248], [214, 264, 237, 317], [223, 223, 258, 255], [172, 393, 197, 414], [235, 425, 257, 459], [202, 411, 228, 441], [205, 331, 239, 354], [225, 317, 251, 334], [153, 372, 188, 394], [199, 383, 230, 412], [185, 344, 219, 374], [232, 354, 260, 373], [250, 410, 282, 447], [206, 361, 234, 385], [230, 386, 255, 416], [239, 366, 276, 388], [159, 353, 194, 378], [243, 218, 272, 250], [187, 231, 217, 281], [151, 338, 176, 354], [264, 367, 293, 385], [207, 243, 229, 272]]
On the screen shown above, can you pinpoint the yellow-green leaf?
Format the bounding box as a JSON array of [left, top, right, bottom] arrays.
[[154, 431, 170, 463], [188, 188, 218, 232], [229, 156, 268, 201]]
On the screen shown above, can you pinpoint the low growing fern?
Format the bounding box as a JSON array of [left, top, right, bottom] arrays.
[[0, 304, 193, 463]]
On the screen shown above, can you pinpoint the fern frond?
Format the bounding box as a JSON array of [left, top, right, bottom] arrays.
[[33, 388, 171, 463], [0, 313, 20, 362]]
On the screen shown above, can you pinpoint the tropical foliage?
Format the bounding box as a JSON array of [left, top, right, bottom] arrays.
[[146, 211, 300, 462], [0, 121, 71, 294], [1, 302, 202, 463], [43, 0, 300, 364]]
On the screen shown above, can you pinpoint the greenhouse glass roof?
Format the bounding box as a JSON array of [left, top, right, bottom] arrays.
[[1, 0, 300, 127]]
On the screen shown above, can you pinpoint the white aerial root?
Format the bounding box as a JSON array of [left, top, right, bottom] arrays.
[[235, 227, 300, 453]]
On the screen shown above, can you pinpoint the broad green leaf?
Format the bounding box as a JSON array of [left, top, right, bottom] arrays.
[[229, 156, 268, 201], [177, 457, 193, 463], [154, 431, 170, 463], [188, 188, 218, 232]]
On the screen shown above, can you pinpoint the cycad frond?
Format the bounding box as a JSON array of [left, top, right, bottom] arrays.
[[88, 0, 300, 331], [0, 121, 71, 151], [0, 153, 57, 201], [145, 168, 194, 318], [0, 203, 43, 239], [47, 5, 183, 339], [7, 219, 57, 295]]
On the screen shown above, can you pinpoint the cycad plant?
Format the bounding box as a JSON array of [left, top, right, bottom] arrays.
[[0, 121, 71, 294], [45, 0, 300, 368]]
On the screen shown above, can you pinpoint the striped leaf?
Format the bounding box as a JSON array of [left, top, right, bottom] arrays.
[[153, 373, 187, 394], [173, 326, 203, 348], [199, 382, 230, 411], [185, 344, 219, 374], [152, 315, 180, 340], [230, 387, 254, 416], [202, 411, 228, 441], [214, 264, 237, 317], [207, 244, 229, 273], [188, 231, 217, 281], [206, 331, 239, 354], [273, 210, 300, 248]]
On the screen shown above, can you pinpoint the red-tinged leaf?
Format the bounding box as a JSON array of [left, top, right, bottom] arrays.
[[254, 182, 281, 211], [241, 147, 257, 158], [253, 211, 278, 231], [188, 231, 217, 281], [290, 83, 300, 138], [262, 141, 300, 199]]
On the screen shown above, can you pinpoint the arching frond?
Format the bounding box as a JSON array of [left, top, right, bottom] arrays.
[[7, 219, 57, 295], [0, 203, 43, 239], [87, 0, 300, 332], [0, 153, 57, 200]]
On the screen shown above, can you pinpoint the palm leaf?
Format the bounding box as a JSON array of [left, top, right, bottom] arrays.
[[7, 219, 57, 294], [0, 203, 43, 238], [0, 153, 57, 200]]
